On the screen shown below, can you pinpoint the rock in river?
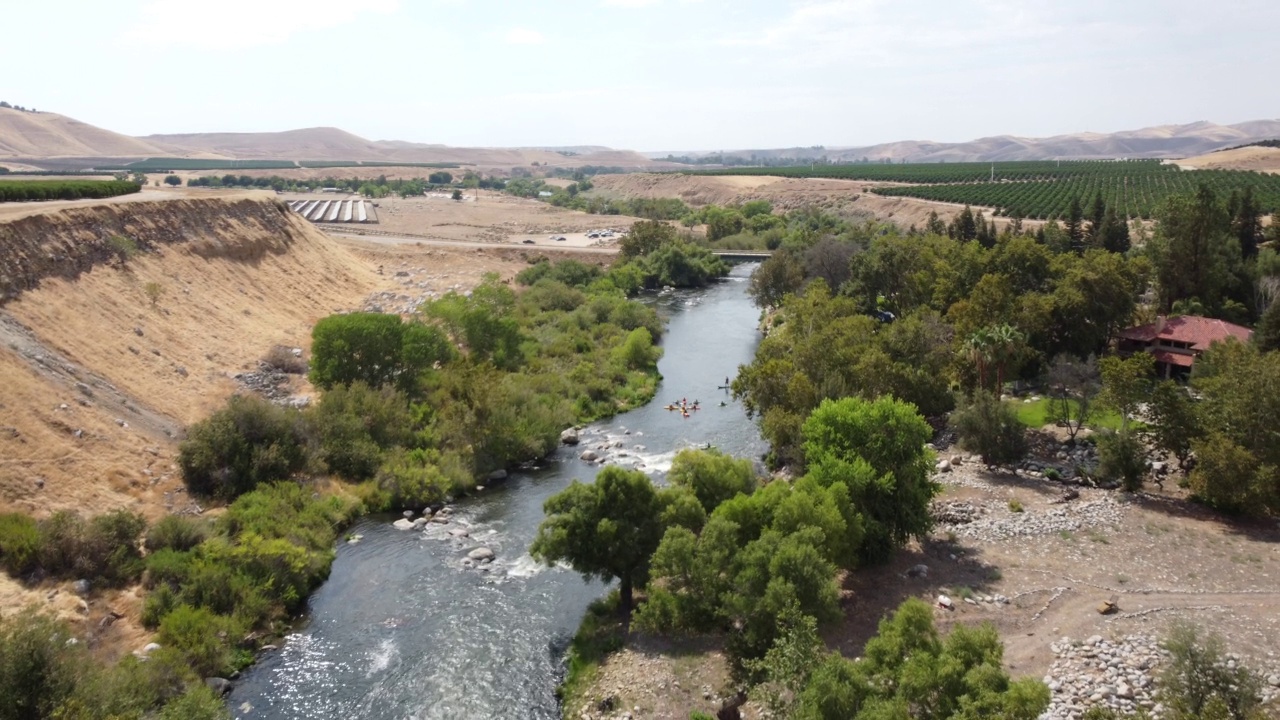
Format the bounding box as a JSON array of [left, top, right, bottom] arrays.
[[560, 428, 580, 445], [392, 518, 416, 530], [467, 547, 495, 563]]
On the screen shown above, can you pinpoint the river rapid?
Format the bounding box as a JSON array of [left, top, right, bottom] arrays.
[[229, 263, 767, 720]]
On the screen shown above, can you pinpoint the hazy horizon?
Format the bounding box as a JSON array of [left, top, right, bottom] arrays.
[[4, 0, 1278, 151]]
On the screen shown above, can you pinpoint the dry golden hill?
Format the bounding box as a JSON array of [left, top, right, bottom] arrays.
[[589, 172, 1031, 230], [1175, 145, 1280, 173], [0, 194, 381, 521], [142, 127, 657, 168], [0, 107, 169, 158]]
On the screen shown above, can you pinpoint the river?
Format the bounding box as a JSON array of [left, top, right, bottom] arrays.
[[229, 263, 767, 720]]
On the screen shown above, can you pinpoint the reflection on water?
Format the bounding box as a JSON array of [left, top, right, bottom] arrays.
[[229, 264, 767, 720]]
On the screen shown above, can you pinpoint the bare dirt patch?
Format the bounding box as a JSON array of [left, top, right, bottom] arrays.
[[288, 189, 639, 247], [1175, 146, 1280, 173]]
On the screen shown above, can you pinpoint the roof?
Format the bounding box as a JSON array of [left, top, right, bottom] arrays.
[[1118, 315, 1253, 352], [1150, 349, 1195, 368]]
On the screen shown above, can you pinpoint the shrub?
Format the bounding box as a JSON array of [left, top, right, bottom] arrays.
[[1096, 430, 1147, 491], [261, 345, 306, 374], [178, 395, 307, 499], [107, 234, 139, 261], [1158, 621, 1263, 720], [375, 448, 452, 510], [35, 509, 147, 587], [145, 515, 210, 554], [303, 382, 413, 480], [0, 512, 40, 576], [0, 609, 83, 720], [157, 605, 244, 678], [157, 684, 231, 720], [1008, 498, 1024, 513], [144, 281, 164, 306], [952, 391, 1027, 465]]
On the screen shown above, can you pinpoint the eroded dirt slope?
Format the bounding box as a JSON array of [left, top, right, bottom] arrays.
[[0, 196, 380, 520]]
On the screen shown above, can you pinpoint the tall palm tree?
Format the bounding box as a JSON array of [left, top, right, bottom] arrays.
[[964, 328, 993, 390], [987, 324, 1026, 391]]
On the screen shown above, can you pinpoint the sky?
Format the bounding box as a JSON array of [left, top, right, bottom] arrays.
[[3, 0, 1278, 151]]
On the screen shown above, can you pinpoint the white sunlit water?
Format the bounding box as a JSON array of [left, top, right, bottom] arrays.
[[229, 264, 768, 720]]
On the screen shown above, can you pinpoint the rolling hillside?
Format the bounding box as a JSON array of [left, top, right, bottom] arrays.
[[0, 107, 172, 158], [652, 119, 1280, 164]]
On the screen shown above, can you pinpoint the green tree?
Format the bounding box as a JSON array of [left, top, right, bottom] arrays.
[[951, 391, 1027, 465], [1188, 340, 1280, 514], [1158, 621, 1264, 720], [1064, 196, 1085, 251], [531, 467, 664, 613], [178, 395, 307, 499], [1254, 298, 1280, 352], [1099, 352, 1154, 432], [668, 448, 758, 513], [1147, 381, 1198, 469], [451, 188, 463, 201], [926, 210, 948, 236], [794, 598, 1050, 720], [1096, 430, 1147, 491], [1147, 185, 1238, 313], [950, 205, 977, 241], [611, 327, 661, 370], [748, 248, 805, 309], [1046, 354, 1098, 443], [1087, 190, 1107, 245], [310, 313, 453, 391], [0, 610, 82, 720], [1228, 186, 1261, 259], [801, 396, 936, 563], [618, 220, 677, 258], [163, 174, 182, 186]]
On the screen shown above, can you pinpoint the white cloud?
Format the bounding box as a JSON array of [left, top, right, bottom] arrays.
[[602, 0, 662, 6], [121, 0, 400, 49], [504, 27, 546, 45]]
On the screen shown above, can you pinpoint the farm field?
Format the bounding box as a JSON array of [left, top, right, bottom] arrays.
[[692, 160, 1280, 219]]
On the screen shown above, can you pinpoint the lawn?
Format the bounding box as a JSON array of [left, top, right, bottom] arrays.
[[1007, 397, 1130, 431]]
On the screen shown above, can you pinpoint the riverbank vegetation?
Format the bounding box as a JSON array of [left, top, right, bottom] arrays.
[[0, 252, 712, 719], [549, 180, 1280, 717]]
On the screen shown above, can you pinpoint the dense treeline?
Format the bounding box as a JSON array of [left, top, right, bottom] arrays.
[[0, 179, 140, 202], [188, 171, 505, 197]]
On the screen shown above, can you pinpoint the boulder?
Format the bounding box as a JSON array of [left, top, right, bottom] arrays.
[[937, 594, 954, 609], [487, 469, 508, 482], [205, 677, 232, 696], [580, 450, 599, 462], [935, 460, 952, 473], [392, 518, 415, 530], [71, 579, 90, 597], [449, 528, 470, 538], [560, 428, 580, 445], [468, 547, 495, 562]]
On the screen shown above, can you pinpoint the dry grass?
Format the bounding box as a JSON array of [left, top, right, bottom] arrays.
[[590, 173, 1044, 231]]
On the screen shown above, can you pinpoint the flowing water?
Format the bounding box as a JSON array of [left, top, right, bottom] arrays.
[[229, 263, 767, 720]]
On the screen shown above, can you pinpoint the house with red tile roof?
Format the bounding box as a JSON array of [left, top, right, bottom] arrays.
[[1116, 315, 1253, 378]]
